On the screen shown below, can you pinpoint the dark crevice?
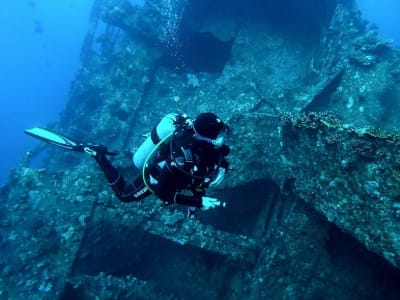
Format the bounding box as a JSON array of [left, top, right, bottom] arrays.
[[325, 226, 400, 298], [59, 283, 87, 300], [72, 225, 250, 300], [276, 177, 296, 224], [198, 178, 278, 238], [158, 31, 235, 73], [302, 68, 346, 112], [184, 0, 338, 42], [159, 0, 338, 73]]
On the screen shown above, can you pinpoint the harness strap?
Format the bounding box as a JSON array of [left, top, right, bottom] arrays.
[[181, 147, 193, 163]]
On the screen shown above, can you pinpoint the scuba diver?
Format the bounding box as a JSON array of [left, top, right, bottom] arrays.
[[83, 112, 231, 216]]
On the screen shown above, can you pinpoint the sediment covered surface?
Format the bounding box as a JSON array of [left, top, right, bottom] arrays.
[[2, 0, 400, 299]]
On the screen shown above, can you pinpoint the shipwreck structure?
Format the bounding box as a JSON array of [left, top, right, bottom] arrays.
[[1, 0, 400, 299]]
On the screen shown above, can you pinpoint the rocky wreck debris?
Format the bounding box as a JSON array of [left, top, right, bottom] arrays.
[[349, 29, 393, 68], [3, 0, 400, 299], [304, 2, 400, 129], [228, 112, 400, 268], [226, 111, 400, 298]]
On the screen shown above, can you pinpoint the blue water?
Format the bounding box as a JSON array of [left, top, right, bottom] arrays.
[[0, 0, 94, 185], [357, 0, 400, 46], [0, 0, 398, 186]]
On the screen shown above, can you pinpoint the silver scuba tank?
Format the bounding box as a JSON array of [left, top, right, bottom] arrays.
[[133, 113, 177, 169]]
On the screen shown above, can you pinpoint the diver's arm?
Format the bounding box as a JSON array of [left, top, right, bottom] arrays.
[[155, 179, 203, 208], [155, 165, 203, 207], [219, 145, 230, 170], [155, 166, 221, 208], [172, 192, 203, 207]]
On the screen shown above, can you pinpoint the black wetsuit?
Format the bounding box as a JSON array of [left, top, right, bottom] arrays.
[[94, 124, 230, 208]]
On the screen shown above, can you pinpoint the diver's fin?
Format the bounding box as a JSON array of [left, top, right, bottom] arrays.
[[24, 127, 118, 155], [25, 127, 83, 151]]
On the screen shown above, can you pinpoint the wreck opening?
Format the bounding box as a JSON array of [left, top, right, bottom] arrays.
[[158, 31, 235, 73], [158, 0, 339, 73], [71, 225, 251, 300], [325, 226, 400, 298], [196, 178, 280, 239], [183, 0, 339, 43]]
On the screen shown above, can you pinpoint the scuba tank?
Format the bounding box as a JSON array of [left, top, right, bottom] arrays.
[[133, 113, 178, 169]]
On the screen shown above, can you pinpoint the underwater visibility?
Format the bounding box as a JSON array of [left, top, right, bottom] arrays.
[[2, 0, 400, 299]]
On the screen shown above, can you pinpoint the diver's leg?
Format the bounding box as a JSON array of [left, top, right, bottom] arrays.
[[94, 153, 150, 202], [125, 175, 152, 201], [94, 153, 126, 198]]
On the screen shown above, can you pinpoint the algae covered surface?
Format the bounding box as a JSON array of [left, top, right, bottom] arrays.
[[2, 0, 400, 299]]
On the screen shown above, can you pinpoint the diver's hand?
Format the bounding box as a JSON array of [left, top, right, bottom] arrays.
[[84, 144, 118, 158], [202, 197, 225, 210], [84, 144, 108, 158]]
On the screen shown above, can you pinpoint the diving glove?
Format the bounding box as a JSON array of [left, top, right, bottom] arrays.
[[202, 196, 226, 210], [84, 144, 118, 158], [84, 144, 108, 158]]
